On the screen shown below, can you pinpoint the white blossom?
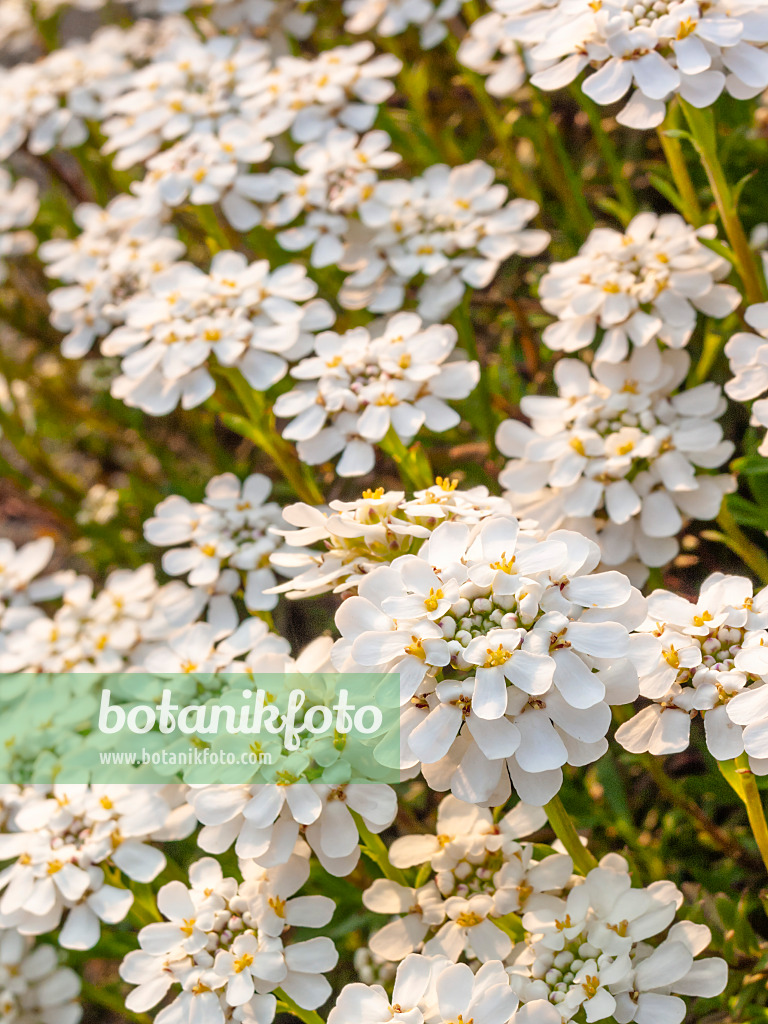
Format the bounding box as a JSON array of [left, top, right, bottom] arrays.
[[538, 213, 739, 361], [145, 473, 287, 623], [614, 572, 768, 763], [496, 346, 735, 574], [515, 1, 768, 129], [725, 301, 768, 456], [0, 929, 82, 1024], [332, 513, 653, 805], [275, 313, 479, 477]]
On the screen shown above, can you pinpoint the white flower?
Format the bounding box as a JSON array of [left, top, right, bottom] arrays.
[[275, 313, 479, 477], [145, 473, 286, 623], [0, 170, 38, 281], [363, 879, 447, 960], [725, 301, 768, 455], [613, 921, 729, 1024], [457, 0, 560, 98], [0, 929, 82, 1024], [510, 853, 727, 1022], [522, 0, 768, 129], [612, 573, 768, 763], [539, 213, 739, 361], [121, 847, 337, 1023], [329, 954, 523, 1024], [343, 0, 462, 48], [333, 514, 652, 805], [103, 251, 333, 415], [269, 481, 511, 600], [497, 346, 735, 574]]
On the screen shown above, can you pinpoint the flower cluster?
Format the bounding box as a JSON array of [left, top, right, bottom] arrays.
[[0, 929, 82, 1024], [332, 513, 654, 805], [270, 481, 512, 599], [519, 1, 768, 129], [615, 572, 768, 768], [102, 250, 333, 415], [343, 0, 462, 48], [497, 347, 735, 574], [0, 171, 38, 283], [333, 849, 728, 1024], [40, 193, 185, 359], [0, 784, 192, 949], [538, 213, 740, 362], [0, 19, 184, 160], [725, 301, 768, 455], [508, 852, 727, 1022], [362, 795, 570, 962], [120, 846, 338, 1024], [275, 157, 549, 319], [275, 313, 479, 476], [144, 472, 286, 623]]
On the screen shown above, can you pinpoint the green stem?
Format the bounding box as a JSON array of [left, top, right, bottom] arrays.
[[574, 88, 635, 216], [680, 100, 766, 304], [352, 810, 409, 885], [543, 794, 598, 875], [379, 427, 434, 492], [733, 753, 768, 876], [532, 90, 593, 241], [656, 103, 703, 227], [644, 753, 763, 872], [218, 368, 323, 504], [276, 993, 326, 1024], [444, 36, 540, 205], [713, 503, 768, 586]]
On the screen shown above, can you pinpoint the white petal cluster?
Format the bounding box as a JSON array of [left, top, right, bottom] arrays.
[[274, 313, 479, 477], [120, 844, 338, 1024], [509, 853, 727, 1023], [615, 572, 768, 767], [101, 250, 333, 415], [0, 929, 81, 1024], [102, 34, 398, 162], [725, 301, 768, 455], [497, 347, 735, 574], [511, 0, 768, 129], [0, 784, 192, 950], [0, 171, 38, 283], [363, 795, 570, 962], [270, 481, 513, 599], [275, 156, 549, 320], [538, 213, 739, 361], [187, 778, 397, 876], [343, 0, 462, 49], [332, 514, 654, 805], [0, 562, 199, 674], [135, 0, 316, 38], [329, 954, 537, 1024], [0, 20, 171, 160], [40, 193, 185, 359], [144, 473, 286, 624], [457, 0, 560, 97]]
